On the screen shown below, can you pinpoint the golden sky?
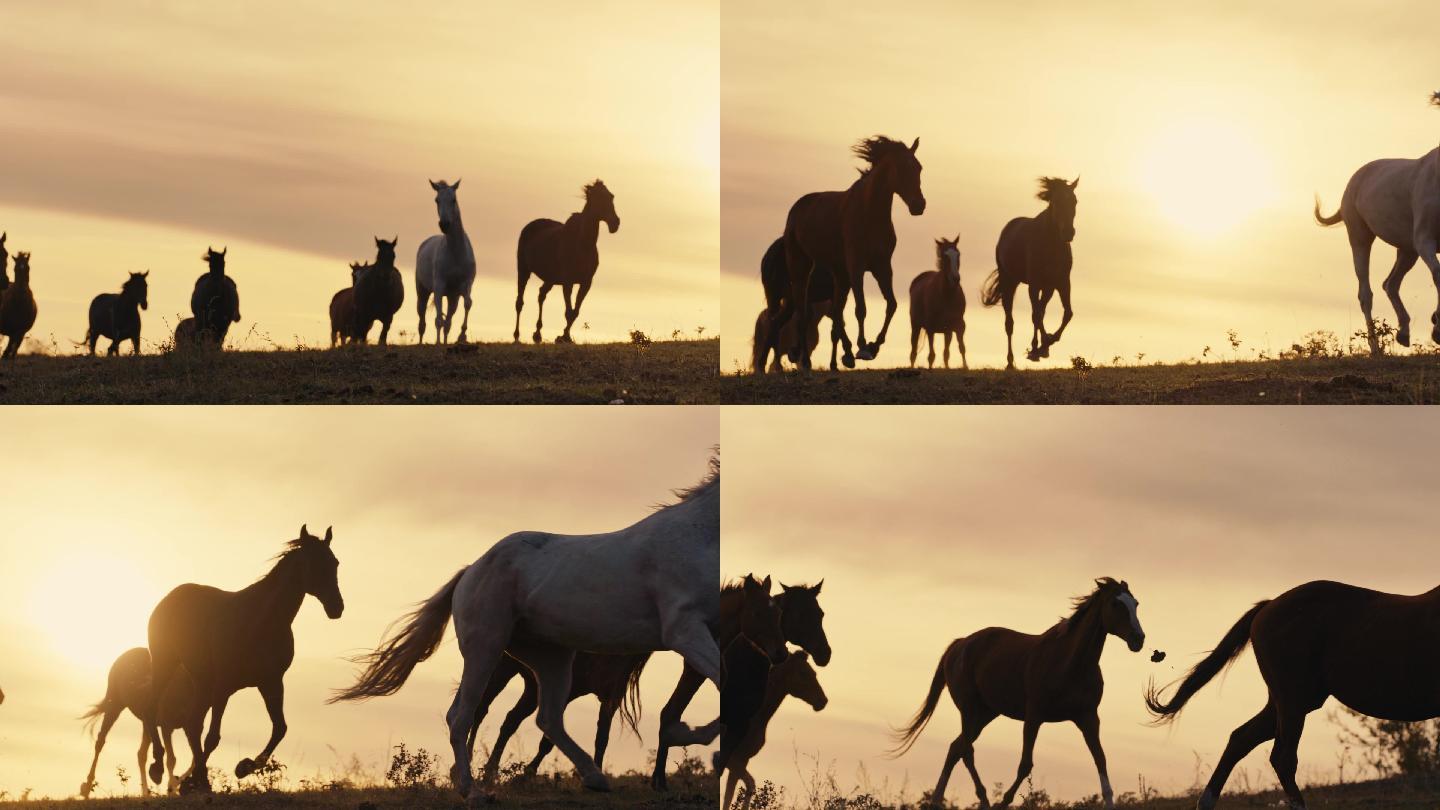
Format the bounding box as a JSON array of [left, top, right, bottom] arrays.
[[720, 0, 1440, 372], [0, 0, 717, 352], [0, 406, 718, 799], [723, 406, 1440, 802]]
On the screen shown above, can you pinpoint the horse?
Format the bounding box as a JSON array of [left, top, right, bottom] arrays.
[[190, 247, 240, 348], [86, 271, 149, 356], [353, 236, 405, 344], [1314, 92, 1440, 355], [0, 251, 37, 359], [981, 177, 1079, 369], [143, 525, 344, 793], [0, 231, 9, 296], [332, 463, 720, 801], [754, 237, 833, 373], [717, 643, 827, 810], [777, 136, 926, 371], [651, 578, 826, 790], [416, 179, 476, 344], [909, 234, 967, 369], [515, 179, 620, 344], [890, 578, 1144, 810], [465, 651, 650, 780], [1145, 579, 1440, 810], [329, 263, 364, 347], [80, 647, 203, 798]]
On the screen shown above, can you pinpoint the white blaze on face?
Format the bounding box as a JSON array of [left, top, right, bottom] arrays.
[[1117, 591, 1142, 638], [943, 246, 960, 280]]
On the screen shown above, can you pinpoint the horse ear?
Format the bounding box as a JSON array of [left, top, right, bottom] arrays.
[[780, 582, 793, 592], [760, 575, 773, 592], [221, 247, 227, 257], [452, 178, 461, 190], [143, 270, 150, 277], [391, 235, 398, 246], [299, 523, 311, 539], [954, 233, 962, 244], [323, 526, 333, 545], [910, 137, 920, 153], [1070, 176, 1080, 189], [813, 579, 823, 594], [429, 179, 440, 190], [375, 236, 383, 247]]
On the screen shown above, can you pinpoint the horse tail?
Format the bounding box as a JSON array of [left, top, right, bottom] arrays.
[[887, 640, 956, 757], [1313, 195, 1343, 227], [80, 663, 130, 738], [1144, 600, 1269, 724], [618, 653, 652, 739], [752, 310, 771, 373], [329, 568, 466, 702], [980, 268, 1003, 307]]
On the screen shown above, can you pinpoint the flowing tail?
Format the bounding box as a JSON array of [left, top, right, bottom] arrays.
[[1313, 196, 1343, 227], [1144, 601, 1270, 724], [618, 652, 653, 739], [980, 269, 1003, 307], [330, 568, 466, 702], [887, 640, 956, 757], [79, 697, 113, 738]]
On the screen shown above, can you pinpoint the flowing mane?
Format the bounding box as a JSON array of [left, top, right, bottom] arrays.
[[583, 179, 609, 202], [1063, 577, 1125, 623], [852, 135, 911, 167], [662, 455, 720, 509], [1037, 176, 1074, 202]]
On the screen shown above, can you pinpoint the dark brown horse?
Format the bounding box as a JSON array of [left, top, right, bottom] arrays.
[[778, 136, 926, 371], [909, 234, 966, 369], [651, 578, 828, 790], [514, 180, 620, 344], [80, 647, 202, 798], [465, 652, 650, 779], [0, 251, 37, 359], [0, 231, 9, 297], [144, 525, 344, 793], [329, 263, 364, 347], [891, 578, 1144, 810], [981, 177, 1079, 369], [353, 236, 405, 344], [717, 642, 827, 810], [755, 237, 833, 373], [190, 247, 241, 348], [87, 271, 149, 356], [1145, 580, 1440, 810]]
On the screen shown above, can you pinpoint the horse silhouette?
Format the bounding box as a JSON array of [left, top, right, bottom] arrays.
[[909, 234, 967, 369], [653, 579, 826, 790], [777, 136, 926, 371], [754, 237, 833, 373], [514, 179, 620, 344], [465, 652, 650, 780], [1146, 579, 1440, 810], [333, 464, 719, 799], [416, 179, 475, 344], [352, 236, 405, 344], [80, 647, 202, 797], [1314, 92, 1440, 354], [144, 525, 344, 793], [329, 263, 364, 347], [86, 271, 149, 356], [189, 247, 241, 348], [981, 177, 1079, 369], [891, 578, 1144, 810], [717, 641, 827, 810], [0, 232, 9, 297], [0, 251, 37, 359]]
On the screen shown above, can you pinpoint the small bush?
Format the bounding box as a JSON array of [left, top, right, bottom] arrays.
[[385, 743, 439, 789], [629, 329, 653, 349]]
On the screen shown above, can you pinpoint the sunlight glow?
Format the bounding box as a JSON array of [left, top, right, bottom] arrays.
[[25, 550, 155, 676], [1135, 117, 1278, 238]]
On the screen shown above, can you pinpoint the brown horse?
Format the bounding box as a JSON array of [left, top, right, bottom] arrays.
[[778, 136, 926, 371], [981, 177, 1079, 369], [514, 180, 620, 344], [87, 271, 149, 356], [80, 647, 203, 798], [465, 652, 650, 779], [717, 642, 827, 810], [329, 263, 364, 347], [891, 578, 1144, 810], [752, 306, 827, 373], [1145, 580, 1440, 810], [144, 525, 344, 793], [352, 237, 405, 344], [0, 251, 37, 359], [754, 237, 832, 373], [651, 579, 828, 790], [0, 231, 9, 297], [909, 234, 966, 369], [190, 247, 241, 347]]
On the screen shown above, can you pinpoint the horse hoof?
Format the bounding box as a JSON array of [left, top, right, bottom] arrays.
[[651, 775, 669, 792], [842, 354, 856, 369], [467, 790, 498, 808], [856, 344, 878, 361], [532, 332, 543, 344], [148, 762, 165, 784], [581, 772, 611, 792], [556, 334, 573, 344], [235, 757, 257, 778]]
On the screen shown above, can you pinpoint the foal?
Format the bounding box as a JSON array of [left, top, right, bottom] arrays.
[[0, 251, 37, 359], [717, 642, 827, 810], [891, 578, 1144, 809], [908, 234, 966, 369], [80, 647, 202, 797], [329, 263, 364, 346], [87, 271, 150, 355]]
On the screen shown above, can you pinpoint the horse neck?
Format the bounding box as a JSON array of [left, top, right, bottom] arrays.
[[718, 587, 743, 643], [238, 555, 307, 630], [754, 671, 794, 734], [445, 212, 468, 256], [854, 168, 896, 220], [1056, 601, 1108, 673], [576, 204, 603, 242]]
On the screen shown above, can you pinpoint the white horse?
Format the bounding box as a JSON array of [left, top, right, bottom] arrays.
[[1315, 92, 1440, 355], [416, 179, 477, 343], [332, 464, 720, 803]]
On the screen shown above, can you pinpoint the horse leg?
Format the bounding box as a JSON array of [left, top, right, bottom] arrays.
[[378, 314, 392, 346], [1026, 287, 1048, 361], [446, 604, 514, 800], [1415, 234, 1440, 345], [532, 282, 553, 344], [137, 727, 152, 796], [1074, 713, 1114, 810], [828, 273, 856, 370], [591, 696, 619, 773], [431, 287, 447, 344], [909, 321, 919, 368], [513, 266, 531, 343], [482, 668, 537, 780], [108, 337, 120, 356], [163, 729, 178, 794], [1197, 702, 1276, 810], [234, 680, 285, 778], [1270, 702, 1311, 810], [942, 331, 952, 369], [1382, 249, 1419, 347], [458, 287, 473, 343], [997, 718, 1040, 807], [1347, 233, 1379, 355], [558, 284, 575, 343], [1049, 279, 1074, 347], [867, 266, 899, 358], [849, 256, 873, 360], [737, 766, 757, 810], [417, 284, 431, 344], [652, 665, 704, 790], [143, 655, 180, 785], [82, 704, 122, 797], [508, 641, 607, 791], [723, 768, 740, 810], [567, 280, 592, 343], [467, 657, 520, 769], [1002, 286, 1017, 370], [941, 706, 995, 810], [527, 736, 555, 777], [926, 331, 936, 369]]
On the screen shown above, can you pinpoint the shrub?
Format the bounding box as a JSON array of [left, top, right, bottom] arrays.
[[385, 743, 439, 788]]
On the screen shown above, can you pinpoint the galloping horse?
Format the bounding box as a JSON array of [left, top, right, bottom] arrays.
[[891, 578, 1144, 810], [778, 136, 926, 371], [190, 247, 240, 347], [353, 237, 405, 344], [1314, 92, 1440, 354], [80, 647, 202, 797], [333, 463, 720, 800], [1146, 580, 1440, 810], [144, 525, 344, 793], [981, 177, 1079, 369], [1, 251, 37, 359], [87, 271, 149, 356], [416, 180, 476, 344], [652, 578, 825, 790], [515, 180, 620, 344], [717, 642, 827, 810], [909, 234, 967, 369], [755, 237, 833, 373]]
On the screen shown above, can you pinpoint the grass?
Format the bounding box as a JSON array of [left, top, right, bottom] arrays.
[[0, 338, 718, 404]]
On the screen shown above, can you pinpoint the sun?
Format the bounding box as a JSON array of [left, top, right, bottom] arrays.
[[25, 550, 157, 676], [1135, 116, 1278, 238]]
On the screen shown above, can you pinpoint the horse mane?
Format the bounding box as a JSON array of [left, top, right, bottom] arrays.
[[583, 179, 609, 201], [1037, 177, 1072, 202], [1066, 577, 1124, 621], [852, 136, 910, 168], [661, 454, 719, 509]]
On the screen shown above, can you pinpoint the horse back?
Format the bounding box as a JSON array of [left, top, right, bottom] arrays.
[[785, 190, 847, 267]]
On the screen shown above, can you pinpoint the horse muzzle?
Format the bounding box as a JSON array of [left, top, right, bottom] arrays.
[[324, 599, 345, 619], [1127, 634, 1145, 653], [907, 197, 927, 216], [141, 300, 149, 311], [606, 217, 620, 234], [810, 644, 832, 667]]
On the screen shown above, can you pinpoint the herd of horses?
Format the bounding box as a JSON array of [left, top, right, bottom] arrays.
[[0, 177, 620, 358]]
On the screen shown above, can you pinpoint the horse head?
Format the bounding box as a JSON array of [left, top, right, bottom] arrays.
[[584, 179, 620, 234], [349, 262, 368, 285], [935, 234, 961, 287], [855, 136, 926, 216], [1093, 578, 1144, 652], [203, 246, 227, 274], [373, 236, 398, 269], [429, 179, 462, 235], [1038, 177, 1078, 242], [125, 271, 150, 310], [292, 524, 344, 619], [779, 580, 831, 666], [12, 252, 30, 285], [776, 650, 827, 711], [740, 574, 788, 665]]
